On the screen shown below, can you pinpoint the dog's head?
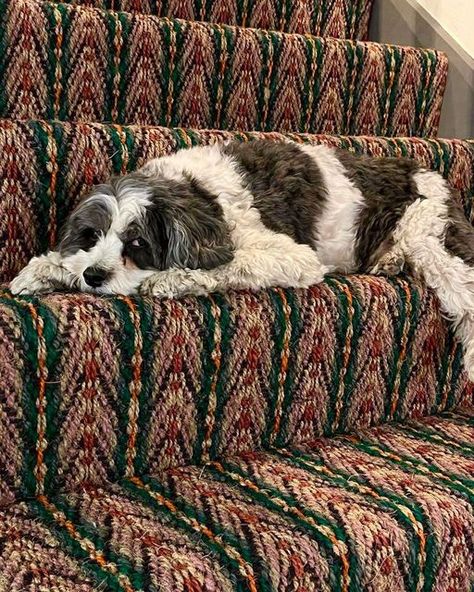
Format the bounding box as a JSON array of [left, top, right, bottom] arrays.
[[59, 172, 233, 294]]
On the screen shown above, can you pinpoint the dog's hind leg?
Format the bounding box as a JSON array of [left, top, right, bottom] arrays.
[[393, 170, 474, 381]]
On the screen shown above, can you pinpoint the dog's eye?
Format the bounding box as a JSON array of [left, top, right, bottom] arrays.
[[82, 227, 99, 241], [130, 237, 147, 248]]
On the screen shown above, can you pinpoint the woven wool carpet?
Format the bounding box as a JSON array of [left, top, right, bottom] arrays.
[[1, 411, 473, 591], [46, 0, 375, 39], [0, 0, 473, 589], [1, 278, 473, 506], [1, 131, 473, 592], [1, 0, 447, 135]]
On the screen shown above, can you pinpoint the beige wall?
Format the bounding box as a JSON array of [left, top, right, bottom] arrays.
[[370, 0, 474, 138], [415, 0, 474, 58]]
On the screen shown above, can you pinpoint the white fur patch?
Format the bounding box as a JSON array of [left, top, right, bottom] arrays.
[[301, 144, 365, 273], [392, 170, 474, 379]]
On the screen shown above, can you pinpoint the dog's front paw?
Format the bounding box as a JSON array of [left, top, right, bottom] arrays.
[[139, 269, 217, 298], [10, 270, 54, 296], [10, 254, 72, 295]]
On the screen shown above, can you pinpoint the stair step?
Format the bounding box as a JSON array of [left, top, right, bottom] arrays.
[[1, 119, 472, 504], [1, 120, 473, 285], [44, 0, 375, 39], [0, 0, 448, 136], [1, 410, 473, 589], [1, 274, 472, 507], [1, 120, 474, 503]]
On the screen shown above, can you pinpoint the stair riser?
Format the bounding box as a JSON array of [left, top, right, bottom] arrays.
[[1, 275, 472, 507], [0, 0, 448, 135]]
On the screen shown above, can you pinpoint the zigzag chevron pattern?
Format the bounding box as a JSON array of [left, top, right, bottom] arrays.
[[47, 0, 375, 40], [0, 120, 473, 284], [0, 411, 473, 590], [0, 0, 448, 136], [0, 0, 472, 586], [1, 278, 473, 505]]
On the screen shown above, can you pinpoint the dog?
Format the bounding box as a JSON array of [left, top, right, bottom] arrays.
[[10, 140, 474, 379]]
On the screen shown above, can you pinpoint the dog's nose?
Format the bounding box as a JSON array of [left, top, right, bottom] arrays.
[[83, 266, 109, 288]]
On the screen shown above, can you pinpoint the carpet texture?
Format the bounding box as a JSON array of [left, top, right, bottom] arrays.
[[1, 277, 473, 506], [1, 411, 473, 591], [0, 0, 447, 136], [45, 0, 375, 39], [1, 120, 473, 284], [1, 0, 474, 587]]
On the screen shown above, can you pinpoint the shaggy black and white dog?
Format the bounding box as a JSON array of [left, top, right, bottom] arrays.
[[10, 140, 474, 378]]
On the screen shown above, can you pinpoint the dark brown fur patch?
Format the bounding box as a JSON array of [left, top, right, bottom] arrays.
[[224, 140, 327, 246], [445, 197, 474, 265], [129, 173, 234, 270], [337, 150, 422, 272]]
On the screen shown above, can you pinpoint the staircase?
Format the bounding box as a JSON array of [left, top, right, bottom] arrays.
[[0, 1, 473, 590]]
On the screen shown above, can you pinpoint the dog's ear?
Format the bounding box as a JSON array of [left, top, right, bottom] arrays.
[[167, 212, 234, 269], [149, 177, 234, 270], [58, 185, 113, 254]]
